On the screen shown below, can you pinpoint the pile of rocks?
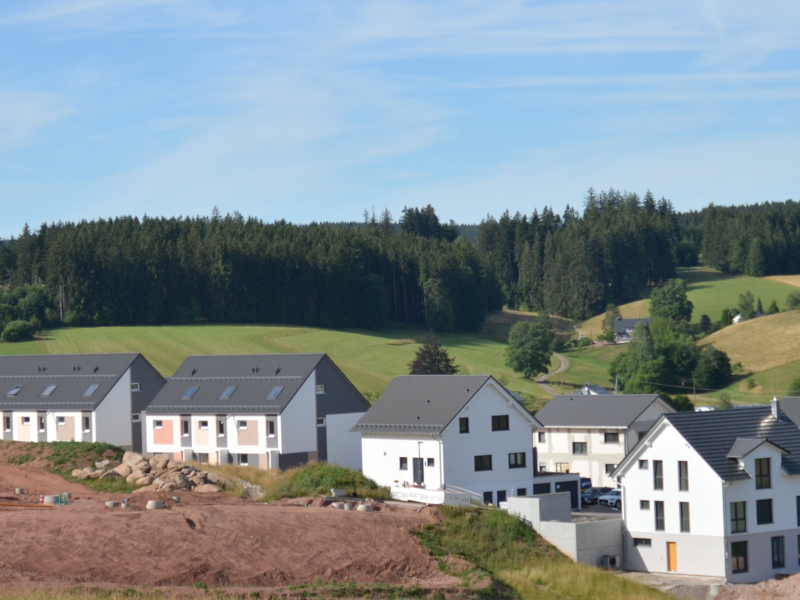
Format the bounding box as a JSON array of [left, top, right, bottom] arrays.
[[71, 451, 225, 493]]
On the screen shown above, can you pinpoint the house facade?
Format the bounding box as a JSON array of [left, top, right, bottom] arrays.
[[614, 400, 800, 583], [144, 354, 368, 470], [533, 394, 675, 488], [0, 353, 164, 452], [613, 318, 651, 343], [354, 375, 545, 505]]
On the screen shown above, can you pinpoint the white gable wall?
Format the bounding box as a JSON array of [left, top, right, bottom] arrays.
[[326, 412, 363, 470], [94, 368, 133, 448], [278, 375, 317, 455]]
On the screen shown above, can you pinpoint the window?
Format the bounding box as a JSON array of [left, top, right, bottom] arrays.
[[483, 491, 493, 505], [639, 460, 649, 470], [131, 414, 140, 423], [219, 386, 237, 400], [196, 453, 209, 464], [653, 460, 663, 490], [21, 416, 30, 425], [474, 455, 492, 471], [237, 454, 248, 466], [41, 384, 57, 397], [426, 458, 435, 467], [640, 500, 650, 510], [3, 416, 10, 431], [41, 417, 48, 431], [459, 417, 469, 433], [756, 458, 771, 489], [7, 385, 22, 397], [508, 452, 526, 468], [680, 502, 691, 533], [399, 457, 408, 470], [497, 490, 507, 503], [604, 432, 619, 443], [539, 463, 547, 472], [217, 421, 225, 437], [317, 417, 326, 427], [731, 541, 748, 574], [757, 499, 773, 525], [678, 461, 689, 491], [83, 416, 91, 432], [572, 442, 587, 455], [131, 382, 140, 392], [182, 387, 198, 400], [633, 538, 652, 547], [154, 420, 163, 429], [517, 488, 527, 496], [605, 464, 617, 475], [316, 385, 326, 394], [655, 501, 665, 531], [56, 416, 64, 426], [83, 384, 100, 397], [538, 431, 545, 442], [491, 415, 509, 431], [237, 420, 247, 430], [797, 496, 800, 527], [267, 386, 284, 399], [731, 501, 747, 533], [198, 420, 209, 430], [555, 462, 570, 473], [268, 421, 276, 436], [773, 536, 785, 569], [182, 420, 189, 436]]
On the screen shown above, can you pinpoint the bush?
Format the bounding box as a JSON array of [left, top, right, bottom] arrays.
[[262, 462, 389, 501], [1, 320, 36, 342], [787, 290, 800, 310], [693, 345, 733, 390]]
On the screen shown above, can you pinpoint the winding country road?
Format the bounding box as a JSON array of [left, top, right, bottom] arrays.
[[536, 352, 568, 396]]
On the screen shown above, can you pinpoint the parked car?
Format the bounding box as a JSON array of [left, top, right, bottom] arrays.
[[598, 489, 622, 509], [580, 477, 592, 491], [581, 487, 611, 505]]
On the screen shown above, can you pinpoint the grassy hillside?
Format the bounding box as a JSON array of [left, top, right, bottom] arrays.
[[0, 320, 554, 404], [580, 267, 798, 335]]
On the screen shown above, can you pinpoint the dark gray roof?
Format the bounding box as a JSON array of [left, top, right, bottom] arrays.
[[779, 397, 800, 429], [580, 383, 612, 395], [665, 406, 800, 481], [146, 354, 324, 414], [535, 394, 666, 428], [726, 437, 769, 458], [613, 318, 651, 334], [0, 353, 140, 410], [352, 375, 494, 433]]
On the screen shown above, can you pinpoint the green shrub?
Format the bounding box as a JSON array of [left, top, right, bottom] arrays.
[[1, 320, 36, 342], [262, 462, 389, 501]]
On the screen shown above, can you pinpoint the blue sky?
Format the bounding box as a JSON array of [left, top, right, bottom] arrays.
[[1, 1, 799, 236]]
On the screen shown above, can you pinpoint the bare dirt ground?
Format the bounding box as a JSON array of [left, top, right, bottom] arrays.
[[717, 574, 800, 600], [0, 461, 463, 592]]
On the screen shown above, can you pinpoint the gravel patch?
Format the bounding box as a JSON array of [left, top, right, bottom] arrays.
[[237, 478, 263, 500]]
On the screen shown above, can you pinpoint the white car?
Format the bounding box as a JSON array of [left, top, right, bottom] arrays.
[[598, 489, 621, 509]]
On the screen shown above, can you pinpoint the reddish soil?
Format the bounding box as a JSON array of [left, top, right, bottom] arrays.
[[718, 574, 800, 600], [0, 462, 456, 590]]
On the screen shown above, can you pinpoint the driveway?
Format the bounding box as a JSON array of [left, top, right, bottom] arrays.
[[537, 352, 568, 395]]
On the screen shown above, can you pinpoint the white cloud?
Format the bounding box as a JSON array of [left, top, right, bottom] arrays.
[[0, 90, 70, 153]]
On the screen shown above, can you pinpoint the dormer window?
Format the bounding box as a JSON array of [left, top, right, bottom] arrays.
[[7, 386, 22, 397], [182, 387, 199, 400], [755, 458, 771, 489]]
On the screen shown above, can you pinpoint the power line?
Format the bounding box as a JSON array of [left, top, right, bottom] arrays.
[[616, 374, 797, 397]]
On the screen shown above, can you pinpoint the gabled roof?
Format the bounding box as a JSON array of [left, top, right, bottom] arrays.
[[353, 375, 518, 434], [0, 353, 141, 410], [659, 406, 800, 481], [146, 354, 325, 414], [580, 383, 612, 395], [534, 394, 667, 428], [613, 318, 651, 334]]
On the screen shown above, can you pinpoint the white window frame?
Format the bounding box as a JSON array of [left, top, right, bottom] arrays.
[[21, 416, 31, 425], [154, 420, 163, 430], [316, 384, 326, 394], [131, 413, 140, 423], [131, 382, 141, 392], [238, 453, 248, 466], [182, 420, 190, 437], [237, 420, 248, 430], [83, 416, 92, 432], [316, 417, 326, 427], [56, 416, 65, 427], [198, 420, 209, 430]]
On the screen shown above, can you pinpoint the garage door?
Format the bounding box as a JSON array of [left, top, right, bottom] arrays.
[[555, 480, 579, 509], [532, 483, 551, 495]]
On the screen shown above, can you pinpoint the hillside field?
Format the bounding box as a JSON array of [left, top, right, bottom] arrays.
[[0, 321, 555, 406]]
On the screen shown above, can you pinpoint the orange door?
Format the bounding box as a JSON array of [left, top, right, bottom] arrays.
[[667, 542, 677, 572]]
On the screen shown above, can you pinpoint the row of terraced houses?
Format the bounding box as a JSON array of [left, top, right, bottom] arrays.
[[3, 351, 800, 584]]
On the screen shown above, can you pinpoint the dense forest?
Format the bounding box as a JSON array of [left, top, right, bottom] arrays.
[[0, 193, 798, 333]]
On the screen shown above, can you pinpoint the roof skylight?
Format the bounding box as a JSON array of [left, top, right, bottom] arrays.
[[267, 386, 284, 399], [41, 384, 57, 397], [83, 384, 100, 397], [6, 385, 22, 397], [220, 386, 237, 400], [182, 386, 199, 400]]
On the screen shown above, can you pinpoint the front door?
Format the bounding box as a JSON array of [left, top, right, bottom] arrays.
[[413, 458, 424, 485], [667, 542, 677, 572]]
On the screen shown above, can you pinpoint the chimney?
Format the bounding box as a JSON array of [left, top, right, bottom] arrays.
[[772, 397, 780, 419]]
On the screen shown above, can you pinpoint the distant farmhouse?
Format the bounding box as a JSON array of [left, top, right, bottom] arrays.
[[0, 354, 164, 452], [613, 318, 651, 343], [144, 354, 368, 470]]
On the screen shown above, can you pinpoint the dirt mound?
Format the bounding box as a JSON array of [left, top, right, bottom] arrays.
[[718, 573, 800, 599], [0, 462, 450, 588]]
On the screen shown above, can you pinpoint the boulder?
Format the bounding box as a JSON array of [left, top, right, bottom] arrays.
[[136, 475, 154, 486], [100, 470, 123, 480], [130, 468, 146, 480], [132, 484, 157, 494], [194, 484, 220, 493], [160, 482, 177, 493], [72, 469, 90, 480], [175, 476, 192, 491], [153, 477, 165, 488], [95, 459, 120, 471], [126, 473, 139, 483], [88, 471, 104, 479], [71, 469, 84, 478], [82, 466, 94, 474], [133, 460, 151, 473], [206, 472, 221, 484], [122, 451, 143, 467], [113, 464, 132, 478]]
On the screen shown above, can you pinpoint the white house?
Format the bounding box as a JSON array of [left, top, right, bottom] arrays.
[[533, 394, 675, 488], [353, 375, 564, 506], [613, 399, 800, 583], [613, 318, 651, 343], [0, 353, 164, 452], [144, 354, 368, 470]]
